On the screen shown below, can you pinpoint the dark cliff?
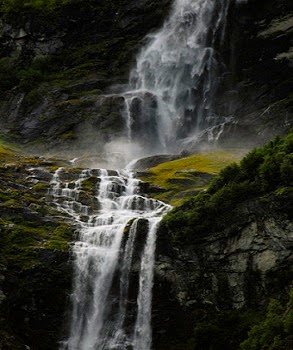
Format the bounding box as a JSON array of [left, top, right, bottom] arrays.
[[222, 0, 293, 146], [0, 151, 74, 349], [153, 132, 293, 349], [0, 0, 292, 152], [0, 0, 172, 152]]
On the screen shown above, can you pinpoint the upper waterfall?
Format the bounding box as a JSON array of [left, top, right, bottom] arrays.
[[123, 0, 232, 156]]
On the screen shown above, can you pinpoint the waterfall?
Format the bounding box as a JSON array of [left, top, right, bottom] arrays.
[[49, 1, 235, 348], [48, 167, 171, 350], [123, 0, 232, 154]]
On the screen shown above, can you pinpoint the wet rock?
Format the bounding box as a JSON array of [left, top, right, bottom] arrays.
[[132, 154, 180, 171], [0, 0, 173, 150], [152, 197, 293, 348], [217, 0, 293, 147]]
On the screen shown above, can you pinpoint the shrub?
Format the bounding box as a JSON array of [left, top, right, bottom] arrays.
[[160, 131, 293, 243], [240, 289, 293, 350]]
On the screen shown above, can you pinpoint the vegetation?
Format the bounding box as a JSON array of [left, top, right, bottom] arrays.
[[240, 289, 293, 350], [0, 34, 140, 91], [187, 288, 293, 350], [0, 0, 129, 13], [160, 131, 293, 243], [0, 144, 79, 349], [0, 57, 19, 92], [140, 149, 244, 206], [0, 0, 173, 150], [0, 144, 75, 270], [0, 0, 72, 13], [192, 310, 264, 350], [0, 56, 51, 93], [44, 225, 73, 251]]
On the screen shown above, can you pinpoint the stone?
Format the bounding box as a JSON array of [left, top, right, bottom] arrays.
[[153, 197, 293, 347]]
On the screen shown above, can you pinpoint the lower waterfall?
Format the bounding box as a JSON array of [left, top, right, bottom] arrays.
[[48, 167, 171, 350]]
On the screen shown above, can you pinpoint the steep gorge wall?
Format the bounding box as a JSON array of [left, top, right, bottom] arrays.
[[153, 197, 292, 349], [220, 0, 293, 146]]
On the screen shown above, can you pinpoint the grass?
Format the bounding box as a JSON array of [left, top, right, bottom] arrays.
[[0, 136, 53, 167], [0, 137, 20, 158], [0, 146, 15, 158], [140, 149, 246, 206]]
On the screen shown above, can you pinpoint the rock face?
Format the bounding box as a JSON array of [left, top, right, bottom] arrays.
[[0, 0, 172, 151], [219, 0, 293, 147], [1, 249, 71, 349], [152, 196, 293, 349], [0, 0, 292, 152], [0, 153, 75, 349]]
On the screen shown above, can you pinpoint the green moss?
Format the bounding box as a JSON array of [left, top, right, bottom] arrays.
[[0, 217, 72, 268], [76, 89, 102, 97], [123, 218, 136, 235], [0, 155, 75, 270], [33, 182, 49, 193], [140, 149, 244, 205], [0, 0, 72, 13], [0, 150, 15, 162], [81, 176, 98, 191], [145, 150, 244, 185], [44, 225, 73, 251], [60, 130, 77, 141], [1, 199, 23, 209], [0, 138, 20, 162]]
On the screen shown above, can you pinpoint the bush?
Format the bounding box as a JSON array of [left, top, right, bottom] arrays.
[[209, 162, 241, 193], [160, 131, 293, 243], [240, 289, 293, 350]]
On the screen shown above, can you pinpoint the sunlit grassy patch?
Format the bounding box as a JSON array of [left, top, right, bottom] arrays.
[[0, 146, 15, 157], [0, 137, 21, 158], [140, 149, 245, 206]]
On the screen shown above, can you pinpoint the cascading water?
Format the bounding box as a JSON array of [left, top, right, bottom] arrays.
[[123, 0, 232, 155], [50, 1, 235, 348], [48, 167, 170, 350]]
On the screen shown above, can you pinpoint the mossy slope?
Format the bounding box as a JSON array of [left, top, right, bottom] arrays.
[[0, 146, 74, 349], [140, 149, 245, 206]]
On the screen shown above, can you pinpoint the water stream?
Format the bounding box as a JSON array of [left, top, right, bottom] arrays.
[[49, 168, 170, 350], [54, 0, 234, 348], [123, 0, 232, 155]]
